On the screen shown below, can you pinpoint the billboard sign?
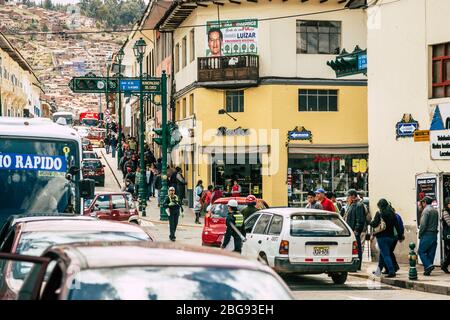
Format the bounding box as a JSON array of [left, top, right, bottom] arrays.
[[206, 19, 258, 57]]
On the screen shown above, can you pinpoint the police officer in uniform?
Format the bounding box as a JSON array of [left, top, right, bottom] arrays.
[[221, 199, 246, 253]]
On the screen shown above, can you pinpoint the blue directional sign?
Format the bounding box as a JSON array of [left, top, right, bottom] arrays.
[[288, 126, 312, 142], [396, 121, 418, 138], [358, 53, 367, 71], [120, 79, 141, 92]]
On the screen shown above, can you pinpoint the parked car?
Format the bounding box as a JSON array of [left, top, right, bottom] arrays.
[[0, 218, 154, 299], [82, 159, 105, 186], [82, 138, 93, 151], [82, 151, 101, 160], [83, 192, 139, 224], [2, 242, 294, 300], [241, 208, 359, 284], [202, 197, 269, 247]]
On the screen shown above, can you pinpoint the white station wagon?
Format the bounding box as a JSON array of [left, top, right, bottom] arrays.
[[241, 208, 359, 284]]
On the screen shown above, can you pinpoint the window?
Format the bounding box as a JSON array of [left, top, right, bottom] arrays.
[[190, 29, 195, 62], [296, 20, 341, 54], [95, 195, 110, 210], [182, 36, 187, 68], [225, 90, 244, 113], [176, 100, 181, 120], [253, 214, 272, 234], [267, 215, 283, 235], [432, 42, 450, 98], [111, 195, 126, 209], [245, 213, 261, 233], [175, 43, 180, 73], [298, 89, 338, 112], [182, 97, 187, 119], [290, 214, 350, 237], [189, 94, 194, 116]]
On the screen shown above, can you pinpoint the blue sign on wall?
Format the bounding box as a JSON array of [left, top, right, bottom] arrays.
[[396, 114, 419, 138], [287, 126, 312, 142], [358, 53, 367, 71], [120, 79, 141, 92]]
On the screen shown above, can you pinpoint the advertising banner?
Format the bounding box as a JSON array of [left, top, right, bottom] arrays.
[[415, 174, 438, 228], [206, 19, 258, 57]]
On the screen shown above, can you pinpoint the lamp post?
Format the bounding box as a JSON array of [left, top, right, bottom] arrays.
[[116, 48, 124, 168], [133, 38, 147, 216], [106, 62, 110, 137]]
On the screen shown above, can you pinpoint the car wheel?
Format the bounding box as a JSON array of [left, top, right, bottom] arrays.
[[330, 272, 348, 284], [258, 253, 269, 266]]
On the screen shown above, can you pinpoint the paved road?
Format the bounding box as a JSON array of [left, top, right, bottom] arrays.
[[94, 147, 450, 300]]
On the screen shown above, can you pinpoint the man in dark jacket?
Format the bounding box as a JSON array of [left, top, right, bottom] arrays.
[[221, 199, 246, 253], [343, 189, 366, 270], [418, 196, 439, 276], [241, 195, 259, 220]]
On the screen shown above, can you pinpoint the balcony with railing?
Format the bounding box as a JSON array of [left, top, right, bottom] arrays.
[[197, 54, 259, 88]]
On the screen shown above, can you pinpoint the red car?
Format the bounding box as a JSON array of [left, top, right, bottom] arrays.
[[82, 138, 93, 151], [202, 197, 269, 247], [83, 192, 139, 224]]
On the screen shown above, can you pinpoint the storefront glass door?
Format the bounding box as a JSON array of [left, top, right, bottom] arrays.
[[212, 153, 263, 198]]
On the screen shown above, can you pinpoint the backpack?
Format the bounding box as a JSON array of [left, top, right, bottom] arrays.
[[395, 213, 405, 236]]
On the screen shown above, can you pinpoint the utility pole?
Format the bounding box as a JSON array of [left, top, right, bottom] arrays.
[[159, 71, 168, 221]]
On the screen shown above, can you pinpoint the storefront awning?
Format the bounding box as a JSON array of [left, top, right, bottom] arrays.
[[288, 144, 368, 155], [200, 145, 270, 154]]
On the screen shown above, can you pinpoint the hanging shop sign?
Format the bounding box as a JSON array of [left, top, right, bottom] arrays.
[[216, 126, 250, 136], [395, 113, 418, 139], [430, 130, 450, 159], [206, 19, 258, 57], [287, 126, 312, 142]]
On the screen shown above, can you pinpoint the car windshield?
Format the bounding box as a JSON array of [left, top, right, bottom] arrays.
[[81, 119, 98, 127], [67, 267, 291, 300], [290, 214, 351, 237], [212, 204, 247, 218], [0, 138, 79, 222], [83, 153, 97, 159], [83, 161, 102, 169]]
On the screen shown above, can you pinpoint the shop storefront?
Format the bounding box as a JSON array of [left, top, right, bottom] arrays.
[[287, 144, 368, 207], [200, 146, 268, 199]]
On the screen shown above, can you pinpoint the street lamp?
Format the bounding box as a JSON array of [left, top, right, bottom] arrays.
[[133, 37, 147, 216], [116, 47, 125, 169]]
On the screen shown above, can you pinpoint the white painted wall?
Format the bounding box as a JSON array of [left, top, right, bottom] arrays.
[[173, 0, 367, 91], [368, 0, 450, 229]]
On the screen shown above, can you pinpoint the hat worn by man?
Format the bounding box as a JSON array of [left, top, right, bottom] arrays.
[[347, 189, 358, 197], [169, 186, 175, 191], [315, 188, 325, 194]]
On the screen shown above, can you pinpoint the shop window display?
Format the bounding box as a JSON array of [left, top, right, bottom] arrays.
[[288, 154, 368, 207]]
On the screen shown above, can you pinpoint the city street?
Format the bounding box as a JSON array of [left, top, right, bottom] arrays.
[[98, 147, 450, 300]]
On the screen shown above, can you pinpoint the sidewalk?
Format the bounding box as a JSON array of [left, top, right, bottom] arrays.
[[100, 148, 204, 229], [352, 262, 450, 296]]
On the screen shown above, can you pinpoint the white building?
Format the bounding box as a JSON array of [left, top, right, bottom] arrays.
[[368, 0, 450, 262]]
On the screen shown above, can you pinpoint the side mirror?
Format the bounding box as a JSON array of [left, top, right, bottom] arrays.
[[80, 179, 95, 199]]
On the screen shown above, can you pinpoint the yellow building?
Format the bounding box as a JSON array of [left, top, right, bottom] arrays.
[[142, 0, 368, 207], [0, 32, 41, 118]]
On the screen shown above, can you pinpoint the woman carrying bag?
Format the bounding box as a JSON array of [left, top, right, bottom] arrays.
[[370, 198, 399, 278]]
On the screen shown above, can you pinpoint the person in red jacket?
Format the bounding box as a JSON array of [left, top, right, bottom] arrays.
[[231, 180, 241, 197], [315, 188, 336, 213]]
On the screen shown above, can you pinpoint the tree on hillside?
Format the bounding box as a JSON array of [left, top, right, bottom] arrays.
[[43, 0, 53, 10]]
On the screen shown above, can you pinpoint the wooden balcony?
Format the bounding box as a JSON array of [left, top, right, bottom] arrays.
[[197, 55, 259, 88]]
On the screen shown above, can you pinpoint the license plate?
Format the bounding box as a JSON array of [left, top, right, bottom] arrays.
[[313, 246, 329, 256]]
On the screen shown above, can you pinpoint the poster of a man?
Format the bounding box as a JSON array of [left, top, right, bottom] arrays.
[[207, 28, 223, 57]]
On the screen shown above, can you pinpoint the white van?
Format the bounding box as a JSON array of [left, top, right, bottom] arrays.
[[241, 208, 359, 284]]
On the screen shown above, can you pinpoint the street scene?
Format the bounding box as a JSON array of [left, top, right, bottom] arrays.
[[1, 0, 450, 303]]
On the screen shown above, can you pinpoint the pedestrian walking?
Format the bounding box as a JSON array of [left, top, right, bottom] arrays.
[[441, 197, 450, 273], [145, 164, 154, 201], [380, 204, 405, 274], [194, 180, 204, 224], [175, 167, 187, 203], [104, 134, 111, 154], [231, 180, 241, 197], [124, 167, 135, 184], [134, 166, 144, 202], [128, 137, 137, 151], [221, 199, 246, 253], [110, 134, 117, 158], [315, 188, 336, 212], [370, 199, 399, 278], [305, 191, 323, 210], [241, 195, 259, 220], [418, 196, 439, 276], [122, 178, 135, 198], [163, 186, 184, 241], [201, 185, 214, 214], [343, 189, 366, 270]]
